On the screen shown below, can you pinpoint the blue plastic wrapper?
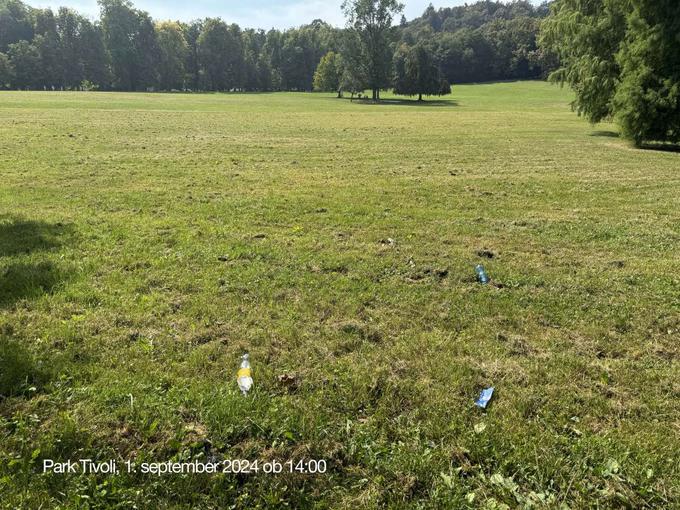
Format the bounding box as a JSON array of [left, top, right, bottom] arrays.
[[475, 387, 495, 408]]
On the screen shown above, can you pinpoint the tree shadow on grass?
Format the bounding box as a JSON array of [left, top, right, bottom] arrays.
[[0, 216, 75, 309], [0, 262, 68, 309], [589, 132, 680, 152], [590, 130, 620, 138], [335, 97, 458, 107], [0, 216, 72, 257], [639, 142, 680, 153], [0, 335, 47, 398]]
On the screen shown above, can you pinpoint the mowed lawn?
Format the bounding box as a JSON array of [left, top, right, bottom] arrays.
[[0, 82, 678, 508]]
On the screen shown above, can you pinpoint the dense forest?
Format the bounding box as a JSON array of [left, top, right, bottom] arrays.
[[0, 0, 553, 93]]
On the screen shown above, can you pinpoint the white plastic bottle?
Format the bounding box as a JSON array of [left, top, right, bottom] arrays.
[[237, 354, 253, 395]]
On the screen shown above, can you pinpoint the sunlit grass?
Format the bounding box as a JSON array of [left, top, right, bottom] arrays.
[[0, 82, 678, 508]]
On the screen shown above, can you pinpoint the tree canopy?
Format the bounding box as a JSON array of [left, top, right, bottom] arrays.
[[393, 42, 450, 100], [155, 21, 188, 91], [540, 0, 626, 124], [342, 0, 404, 101], [541, 0, 680, 144], [613, 0, 680, 144], [313, 51, 343, 96]]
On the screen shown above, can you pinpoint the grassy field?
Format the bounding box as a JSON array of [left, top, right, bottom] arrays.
[[0, 82, 678, 509]]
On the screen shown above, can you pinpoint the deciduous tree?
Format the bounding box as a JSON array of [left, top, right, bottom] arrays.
[[0, 0, 33, 52], [155, 21, 187, 90], [100, 0, 159, 90], [33, 8, 62, 88], [56, 8, 85, 88], [393, 42, 449, 100], [0, 51, 14, 87], [313, 51, 343, 96], [7, 39, 40, 88], [197, 18, 243, 91], [79, 18, 110, 88], [342, 0, 403, 101], [340, 63, 365, 99]]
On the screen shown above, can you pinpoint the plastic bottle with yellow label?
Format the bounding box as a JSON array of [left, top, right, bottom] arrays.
[[237, 353, 253, 395]]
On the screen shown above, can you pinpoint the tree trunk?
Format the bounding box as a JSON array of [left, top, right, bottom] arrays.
[[418, 93, 423, 101]]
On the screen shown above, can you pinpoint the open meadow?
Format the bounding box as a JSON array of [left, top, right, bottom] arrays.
[[1, 82, 679, 508]]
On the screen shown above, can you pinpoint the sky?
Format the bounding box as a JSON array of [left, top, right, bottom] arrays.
[[28, 0, 507, 30]]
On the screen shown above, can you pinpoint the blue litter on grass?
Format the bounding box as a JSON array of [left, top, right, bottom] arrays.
[[475, 265, 490, 284], [475, 387, 495, 408]]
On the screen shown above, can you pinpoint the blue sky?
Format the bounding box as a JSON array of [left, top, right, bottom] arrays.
[[29, 0, 509, 30]]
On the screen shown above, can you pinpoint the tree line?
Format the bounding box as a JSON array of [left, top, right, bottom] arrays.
[[400, 1, 554, 84], [0, 0, 554, 96]]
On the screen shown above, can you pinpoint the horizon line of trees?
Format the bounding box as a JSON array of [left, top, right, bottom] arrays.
[[0, 0, 555, 96]]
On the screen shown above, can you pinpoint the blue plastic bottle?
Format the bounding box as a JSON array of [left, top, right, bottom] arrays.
[[475, 265, 489, 284]]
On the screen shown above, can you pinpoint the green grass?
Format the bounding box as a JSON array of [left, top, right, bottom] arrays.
[[0, 82, 678, 509]]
